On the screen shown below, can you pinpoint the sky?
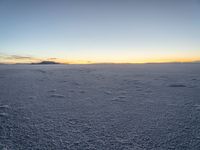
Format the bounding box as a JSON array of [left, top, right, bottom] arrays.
[[0, 0, 200, 64]]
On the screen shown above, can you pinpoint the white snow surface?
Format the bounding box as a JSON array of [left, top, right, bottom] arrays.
[[0, 64, 200, 150]]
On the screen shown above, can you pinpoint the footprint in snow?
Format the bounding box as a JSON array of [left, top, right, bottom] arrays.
[[79, 90, 86, 93], [104, 91, 112, 95], [48, 89, 57, 93], [50, 94, 65, 98], [117, 96, 126, 99], [28, 96, 37, 99], [0, 105, 10, 109], [169, 84, 186, 88], [111, 97, 126, 102], [191, 78, 197, 81]]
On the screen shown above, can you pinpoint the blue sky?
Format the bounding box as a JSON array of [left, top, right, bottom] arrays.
[[0, 0, 200, 63]]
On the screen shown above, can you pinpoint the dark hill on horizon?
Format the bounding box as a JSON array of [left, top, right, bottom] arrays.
[[31, 61, 60, 65]]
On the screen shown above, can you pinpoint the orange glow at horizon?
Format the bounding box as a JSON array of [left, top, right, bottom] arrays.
[[1, 57, 199, 64], [1, 50, 200, 64]]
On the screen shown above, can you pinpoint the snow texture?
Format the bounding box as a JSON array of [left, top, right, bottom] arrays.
[[0, 64, 200, 150]]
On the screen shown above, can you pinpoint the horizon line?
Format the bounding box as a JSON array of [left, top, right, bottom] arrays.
[[1, 61, 200, 65], [1, 54, 200, 65]]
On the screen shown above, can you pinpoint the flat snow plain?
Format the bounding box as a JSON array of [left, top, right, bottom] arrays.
[[0, 64, 200, 150]]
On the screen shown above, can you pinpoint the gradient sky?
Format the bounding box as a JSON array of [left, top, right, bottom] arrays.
[[0, 0, 200, 63]]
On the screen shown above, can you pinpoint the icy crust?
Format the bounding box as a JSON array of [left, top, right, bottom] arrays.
[[0, 64, 200, 149]]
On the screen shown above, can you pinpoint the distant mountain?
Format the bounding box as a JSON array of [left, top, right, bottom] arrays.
[[31, 61, 60, 65]]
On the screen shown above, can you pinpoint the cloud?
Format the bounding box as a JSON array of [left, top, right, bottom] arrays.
[[5, 55, 39, 60], [0, 54, 42, 63], [0, 53, 69, 64]]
